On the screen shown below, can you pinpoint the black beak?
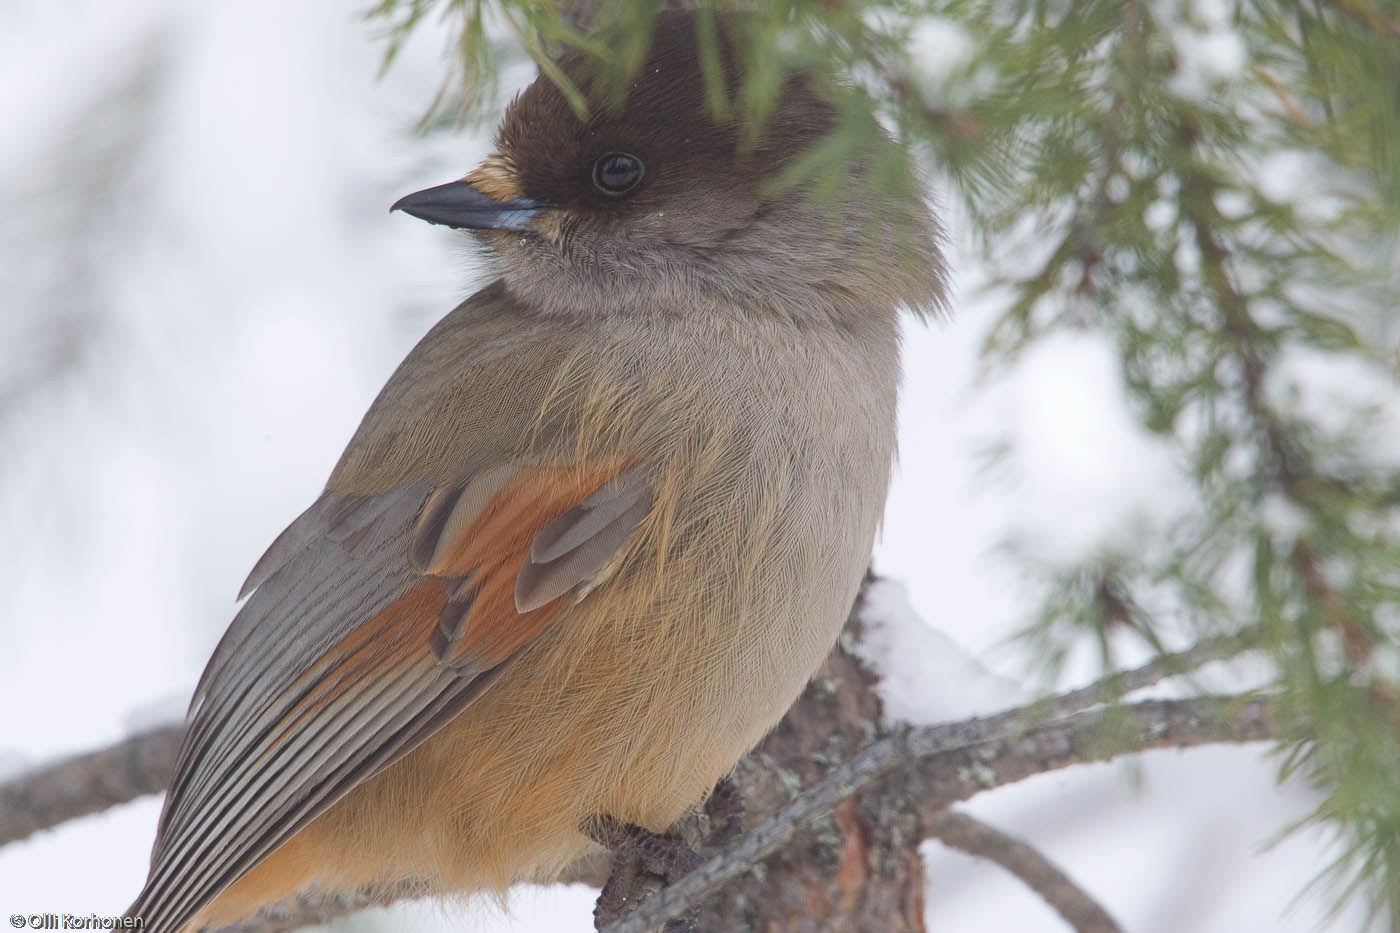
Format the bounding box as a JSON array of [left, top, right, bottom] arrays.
[[390, 180, 550, 231]]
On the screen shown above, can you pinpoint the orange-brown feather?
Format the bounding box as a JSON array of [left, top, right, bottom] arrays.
[[431, 462, 629, 669]]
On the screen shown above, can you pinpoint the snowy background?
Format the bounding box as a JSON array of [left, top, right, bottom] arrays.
[[0, 0, 1379, 929]]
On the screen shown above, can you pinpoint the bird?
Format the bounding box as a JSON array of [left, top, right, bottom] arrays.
[[126, 11, 945, 931]]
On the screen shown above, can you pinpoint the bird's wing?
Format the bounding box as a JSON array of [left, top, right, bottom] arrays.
[[130, 459, 652, 931]]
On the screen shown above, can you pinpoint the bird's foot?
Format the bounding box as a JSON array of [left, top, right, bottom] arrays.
[[586, 778, 747, 931], [585, 814, 702, 932], [700, 775, 744, 852]]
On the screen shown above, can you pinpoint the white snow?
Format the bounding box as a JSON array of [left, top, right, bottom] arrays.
[[906, 16, 976, 104], [1167, 0, 1249, 101], [856, 578, 1023, 724], [1266, 344, 1400, 469]]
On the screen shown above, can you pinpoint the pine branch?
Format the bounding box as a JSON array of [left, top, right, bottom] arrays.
[[1037, 629, 1259, 720], [0, 725, 181, 847], [1319, 0, 1400, 42], [600, 694, 1284, 933], [923, 808, 1122, 933], [0, 627, 1247, 850], [203, 858, 614, 933], [205, 882, 429, 933], [188, 695, 1282, 933], [0, 694, 1280, 932]]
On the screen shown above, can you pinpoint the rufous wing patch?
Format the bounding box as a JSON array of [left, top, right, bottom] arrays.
[[422, 461, 646, 669], [516, 464, 652, 611], [300, 461, 646, 709]]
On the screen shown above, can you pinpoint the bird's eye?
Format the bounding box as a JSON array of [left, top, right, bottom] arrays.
[[592, 151, 645, 197]]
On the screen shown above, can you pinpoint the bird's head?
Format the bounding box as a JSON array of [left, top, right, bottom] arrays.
[[393, 12, 946, 326]]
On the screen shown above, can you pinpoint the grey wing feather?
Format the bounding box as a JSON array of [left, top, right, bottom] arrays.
[[236, 495, 338, 600], [528, 464, 650, 563], [132, 484, 442, 932], [515, 464, 652, 612], [163, 485, 427, 833]]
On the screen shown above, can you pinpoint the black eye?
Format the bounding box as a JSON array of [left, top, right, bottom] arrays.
[[592, 151, 645, 197]]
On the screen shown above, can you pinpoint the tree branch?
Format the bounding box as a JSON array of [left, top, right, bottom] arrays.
[[0, 694, 1275, 929], [0, 630, 1249, 851], [209, 696, 1278, 933], [923, 809, 1122, 933], [0, 647, 1279, 933], [202, 858, 612, 933], [602, 695, 1284, 933], [1038, 629, 1258, 721], [0, 696, 1281, 933], [206, 881, 429, 933], [0, 724, 181, 846]]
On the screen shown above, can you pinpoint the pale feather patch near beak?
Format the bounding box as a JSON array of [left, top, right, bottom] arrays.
[[465, 154, 524, 202], [392, 154, 552, 233]]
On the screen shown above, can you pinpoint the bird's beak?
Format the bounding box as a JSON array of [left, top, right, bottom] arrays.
[[390, 180, 551, 232]]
